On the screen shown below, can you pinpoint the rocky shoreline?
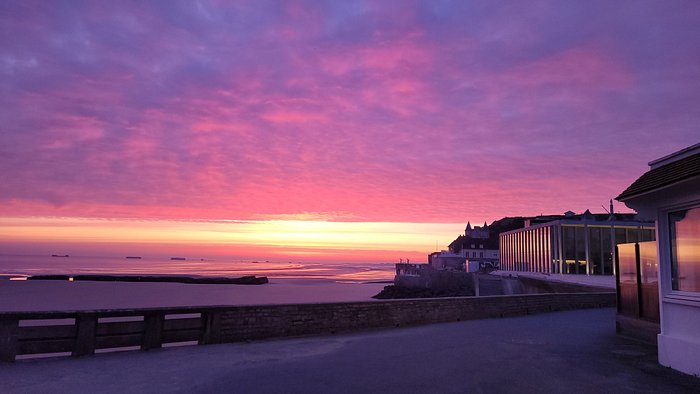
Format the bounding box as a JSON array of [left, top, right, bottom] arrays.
[[372, 284, 474, 299]]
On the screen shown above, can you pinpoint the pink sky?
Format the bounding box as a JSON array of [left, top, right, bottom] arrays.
[[1, 1, 699, 262]]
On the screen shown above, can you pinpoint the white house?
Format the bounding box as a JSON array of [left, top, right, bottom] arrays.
[[448, 222, 500, 268], [617, 142, 700, 377]]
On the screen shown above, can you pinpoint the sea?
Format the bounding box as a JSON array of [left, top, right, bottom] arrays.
[[0, 254, 396, 283]]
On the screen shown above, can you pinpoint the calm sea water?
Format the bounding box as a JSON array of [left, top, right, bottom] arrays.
[[0, 254, 396, 282]]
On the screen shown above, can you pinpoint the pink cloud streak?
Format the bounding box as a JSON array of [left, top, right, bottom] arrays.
[[1, 0, 698, 228]]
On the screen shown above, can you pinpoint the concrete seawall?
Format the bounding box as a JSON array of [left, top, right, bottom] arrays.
[[1, 292, 615, 362], [214, 292, 615, 342]]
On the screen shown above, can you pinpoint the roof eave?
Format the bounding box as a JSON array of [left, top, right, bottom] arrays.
[[616, 174, 700, 202]]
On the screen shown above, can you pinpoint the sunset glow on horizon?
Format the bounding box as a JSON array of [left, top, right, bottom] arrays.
[[0, 217, 461, 262], [1, 1, 699, 263]]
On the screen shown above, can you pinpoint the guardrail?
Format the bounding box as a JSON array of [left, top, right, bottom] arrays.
[[0, 306, 226, 362], [1, 292, 616, 362]]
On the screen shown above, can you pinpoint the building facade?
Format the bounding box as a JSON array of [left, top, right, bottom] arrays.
[[461, 247, 499, 267], [499, 211, 655, 275], [464, 221, 490, 239], [427, 251, 466, 271], [617, 143, 700, 376], [449, 221, 500, 267]]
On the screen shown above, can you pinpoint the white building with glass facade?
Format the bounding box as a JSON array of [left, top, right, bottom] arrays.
[[499, 211, 655, 275], [617, 142, 700, 376]]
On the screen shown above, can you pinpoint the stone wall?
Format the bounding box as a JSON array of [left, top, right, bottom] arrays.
[[1, 292, 616, 361], [214, 292, 615, 342], [394, 270, 476, 294], [516, 276, 612, 294], [395, 272, 610, 297]]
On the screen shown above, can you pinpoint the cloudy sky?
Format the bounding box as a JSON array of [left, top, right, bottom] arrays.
[[1, 1, 698, 260]]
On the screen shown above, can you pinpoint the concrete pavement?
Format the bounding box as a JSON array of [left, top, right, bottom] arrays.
[[1, 308, 698, 393]]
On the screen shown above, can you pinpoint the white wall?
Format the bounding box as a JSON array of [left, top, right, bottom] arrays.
[[624, 178, 700, 377]]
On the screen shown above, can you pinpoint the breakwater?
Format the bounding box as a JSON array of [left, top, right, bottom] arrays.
[[26, 274, 269, 285], [0, 292, 614, 362]]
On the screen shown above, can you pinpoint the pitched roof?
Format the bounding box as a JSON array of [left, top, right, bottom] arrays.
[[449, 235, 499, 250], [616, 151, 700, 201]]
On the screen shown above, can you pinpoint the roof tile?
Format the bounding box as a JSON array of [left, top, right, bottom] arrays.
[[616, 152, 700, 201]]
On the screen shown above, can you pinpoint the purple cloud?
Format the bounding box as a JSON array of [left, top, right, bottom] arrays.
[[1, 0, 699, 223]]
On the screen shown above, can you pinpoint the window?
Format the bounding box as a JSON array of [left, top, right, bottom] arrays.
[[602, 228, 613, 274], [589, 227, 602, 275], [563, 226, 575, 274], [669, 207, 700, 292], [575, 226, 586, 274]]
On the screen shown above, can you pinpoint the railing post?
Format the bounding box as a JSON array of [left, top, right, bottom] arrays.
[[0, 318, 19, 362], [200, 311, 221, 345], [73, 313, 97, 357], [142, 313, 164, 350]]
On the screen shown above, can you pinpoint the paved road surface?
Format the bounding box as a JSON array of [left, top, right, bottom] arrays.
[[1, 308, 699, 393]]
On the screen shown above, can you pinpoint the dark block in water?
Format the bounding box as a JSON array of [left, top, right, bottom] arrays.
[[69, 275, 269, 285], [25, 274, 268, 285], [26, 275, 71, 281]]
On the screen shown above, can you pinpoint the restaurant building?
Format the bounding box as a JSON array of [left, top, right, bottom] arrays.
[[499, 210, 655, 275]]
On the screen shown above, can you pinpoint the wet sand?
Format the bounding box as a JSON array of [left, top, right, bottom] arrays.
[[0, 277, 388, 312]]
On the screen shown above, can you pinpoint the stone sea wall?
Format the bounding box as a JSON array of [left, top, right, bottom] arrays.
[[1, 292, 615, 362], [213, 292, 615, 342]]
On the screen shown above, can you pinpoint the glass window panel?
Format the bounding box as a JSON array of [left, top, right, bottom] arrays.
[[550, 227, 556, 273], [563, 226, 575, 274], [527, 230, 532, 271], [519, 232, 523, 271], [589, 227, 602, 275], [535, 229, 540, 271], [557, 226, 563, 274], [669, 207, 700, 292], [615, 228, 627, 245], [639, 241, 659, 322], [639, 241, 658, 284], [516, 233, 520, 270], [501, 235, 505, 269], [602, 228, 613, 275], [512, 234, 516, 270], [575, 227, 586, 274], [617, 243, 638, 316], [531, 230, 535, 271], [507, 235, 511, 269], [639, 229, 652, 242], [530, 229, 535, 272], [545, 227, 551, 273], [513, 233, 516, 270], [542, 228, 547, 272]]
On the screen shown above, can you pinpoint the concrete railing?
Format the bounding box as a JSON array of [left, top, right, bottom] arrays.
[[0, 292, 615, 362]]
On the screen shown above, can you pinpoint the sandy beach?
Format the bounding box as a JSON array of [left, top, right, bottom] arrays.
[[0, 277, 388, 312]]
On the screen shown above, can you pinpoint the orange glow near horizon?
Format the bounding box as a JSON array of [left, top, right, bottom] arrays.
[[0, 217, 465, 262], [4, 2, 690, 268]]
